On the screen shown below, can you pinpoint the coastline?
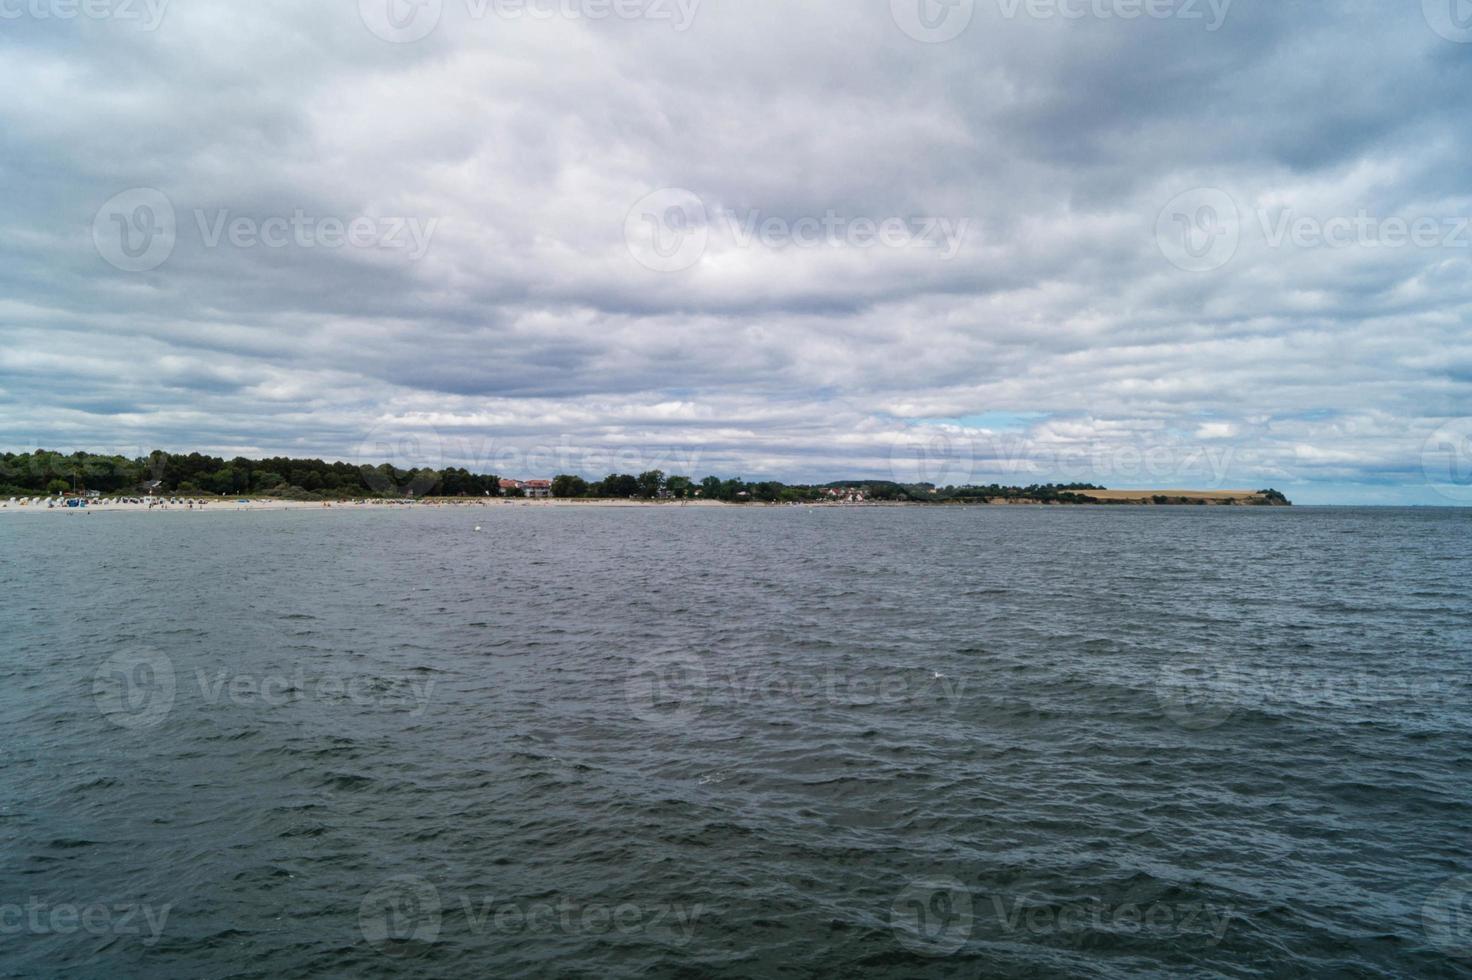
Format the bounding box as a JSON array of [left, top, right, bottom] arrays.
[[1, 490, 1289, 515]]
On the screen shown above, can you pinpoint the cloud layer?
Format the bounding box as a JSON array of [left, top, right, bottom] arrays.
[[3, 0, 1470, 502]]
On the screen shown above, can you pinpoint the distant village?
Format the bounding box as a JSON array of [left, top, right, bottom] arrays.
[[497, 478, 870, 503]]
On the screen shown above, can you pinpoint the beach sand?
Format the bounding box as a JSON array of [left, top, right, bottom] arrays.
[[1070, 489, 1272, 504], [0, 497, 738, 515]]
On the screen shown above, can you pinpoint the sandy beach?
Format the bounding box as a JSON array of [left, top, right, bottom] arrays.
[[1069, 489, 1274, 505], [0, 497, 744, 515]]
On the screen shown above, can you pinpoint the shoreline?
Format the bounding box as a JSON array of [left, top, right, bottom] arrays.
[[1, 491, 1289, 515]]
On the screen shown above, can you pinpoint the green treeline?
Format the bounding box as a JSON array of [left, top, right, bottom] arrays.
[[4, 449, 1285, 505], [0, 450, 1118, 503], [0, 449, 501, 498], [0, 447, 1112, 500]]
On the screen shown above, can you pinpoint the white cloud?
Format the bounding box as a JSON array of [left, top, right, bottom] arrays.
[[0, 0, 1468, 501]]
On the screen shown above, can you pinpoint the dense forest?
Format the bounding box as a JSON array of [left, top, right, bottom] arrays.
[[0, 449, 1287, 505]]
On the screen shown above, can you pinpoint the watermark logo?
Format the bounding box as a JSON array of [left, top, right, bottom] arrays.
[[0, 899, 172, 946], [889, 428, 976, 487], [625, 660, 965, 726], [457, 895, 702, 943], [1256, 209, 1470, 250], [995, 0, 1231, 30], [468, 0, 699, 29], [359, 0, 443, 42], [891, 878, 974, 955], [360, 878, 702, 952], [360, 0, 699, 43], [1423, 0, 1472, 43], [890, 0, 974, 43], [356, 422, 446, 497], [988, 894, 1235, 944], [93, 188, 176, 273], [0, 0, 170, 30], [717, 208, 969, 258], [93, 648, 176, 730], [624, 652, 709, 726], [1089, 443, 1237, 488], [93, 652, 436, 722], [1155, 660, 1241, 731], [1157, 662, 1463, 730], [192, 209, 439, 259], [624, 188, 709, 273], [193, 667, 435, 715], [1423, 419, 1472, 504], [1156, 187, 1239, 273], [891, 880, 1235, 954], [94, 193, 439, 274], [624, 190, 971, 273], [360, 876, 443, 955], [1423, 875, 1472, 958]]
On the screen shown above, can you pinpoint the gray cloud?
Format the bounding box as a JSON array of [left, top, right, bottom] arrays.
[[1, 0, 1469, 502]]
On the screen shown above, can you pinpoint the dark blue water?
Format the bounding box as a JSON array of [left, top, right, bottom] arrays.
[[1, 505, 1469, 977]]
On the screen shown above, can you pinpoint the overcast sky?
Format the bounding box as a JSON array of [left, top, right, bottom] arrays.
[[2, 0, 1470, 503]]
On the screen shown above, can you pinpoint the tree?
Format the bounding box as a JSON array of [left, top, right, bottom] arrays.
[[552, 475, 589, 498], [637, 470, 666, 498], [598, 473, 639, 498]]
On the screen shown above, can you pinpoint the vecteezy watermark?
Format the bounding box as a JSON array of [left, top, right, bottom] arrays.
[[351, 428, 707, 496], [192, 667, 435, 716], [625, 653, 709, 727], [891, 878, 975, 955], [92, 189, 440, 272], [623, 188, 972, 273], [1088, 442, 1236, 488], [1423, 0, 1472, 43], [93, 648, 177, 730], [625, 655, 967, 728], [718, 209, 970, 260], [1423, 875, 1472, 959], [623, 188, 710, 273], [358, 0, 699, 43], [889, 428, 977, 487], [0, 0, 168, 29], [360, 876, 442, 956], [92, 188, 177, 274], [356, 422, 447, 497], [1422, 418, 1472, 504], [358, 0, 444, 42], [986, 894, 1235, 945], [1156, 187, 1472, 273], [192, 209, 438, 259], [995, 0, 1231, 30], [886, 429, 1238, 490], [359, 876, 703, 956], [1255, 209, 1472, 251], [0, 899, 172, 946], [1156, 187, 1240, 273], [1156, 661, 1242, 731], [889, 878, 1236, 956], [890, 0, 975, 43], [1156, 661, 1467, 731], [92, 650, 436, 729]]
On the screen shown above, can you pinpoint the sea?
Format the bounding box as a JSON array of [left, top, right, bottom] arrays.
[[1, 504, 1469, 978]]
